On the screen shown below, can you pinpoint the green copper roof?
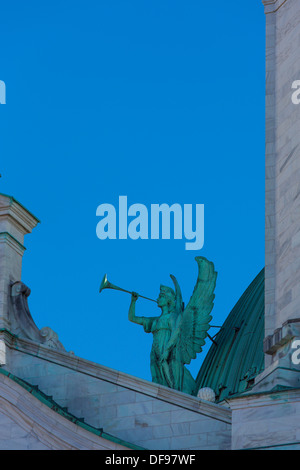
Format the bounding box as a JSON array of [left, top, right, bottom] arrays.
[[196, 268, 264, 402]]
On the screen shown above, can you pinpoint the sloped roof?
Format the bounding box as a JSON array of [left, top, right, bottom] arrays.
[[196, 268, 264, 402], [0, 368, 144, 450]]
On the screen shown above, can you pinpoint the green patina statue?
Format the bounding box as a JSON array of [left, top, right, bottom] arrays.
[[128, 256, 217, 395]]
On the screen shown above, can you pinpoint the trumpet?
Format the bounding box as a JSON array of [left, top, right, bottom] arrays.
[[99, 274, 157, 303]]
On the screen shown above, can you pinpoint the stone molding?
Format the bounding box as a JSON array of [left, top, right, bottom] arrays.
[[262, 0, 288, 14], [228, 387, 300, 409], [0, 193, 39, 243], [0, 232, 25, 257], [263, 318, 300, 355]]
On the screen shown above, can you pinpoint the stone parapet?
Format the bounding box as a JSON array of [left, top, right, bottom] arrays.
[[1, 329, 231, 450]]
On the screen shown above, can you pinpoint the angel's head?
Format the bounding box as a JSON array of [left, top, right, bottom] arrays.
[[157, 285, 176, 312]]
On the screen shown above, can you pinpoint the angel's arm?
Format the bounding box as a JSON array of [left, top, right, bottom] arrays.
[[128, 293, 143, 325], [128, 293, 156, 333]]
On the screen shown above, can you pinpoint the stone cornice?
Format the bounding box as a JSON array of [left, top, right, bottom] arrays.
[[0, 193, 40, 238], [0, 232, 26, 256], [262, 0, 288, 14], [226, 386, 300, 410]]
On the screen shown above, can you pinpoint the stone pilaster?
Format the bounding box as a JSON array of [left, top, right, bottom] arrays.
[[0, 194, 39, 330], [258, 0, 300, 387]]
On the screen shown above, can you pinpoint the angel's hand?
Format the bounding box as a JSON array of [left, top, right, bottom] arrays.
[[131, 292, 139, 303]]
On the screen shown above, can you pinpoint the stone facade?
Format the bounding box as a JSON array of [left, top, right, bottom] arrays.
[[264, 0, 300, 354], [230, 389, 300, 450], [0, 330, 231, 450]]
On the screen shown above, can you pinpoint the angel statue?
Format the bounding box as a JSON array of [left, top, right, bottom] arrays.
[[128, 256, 217, 395]]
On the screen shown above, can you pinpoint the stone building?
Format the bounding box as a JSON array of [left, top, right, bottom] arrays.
[[0, 0, 300, 450]]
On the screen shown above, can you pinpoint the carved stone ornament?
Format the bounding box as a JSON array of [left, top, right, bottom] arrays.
[[197, 387, 216, 403], [10, 281, 65, 351]]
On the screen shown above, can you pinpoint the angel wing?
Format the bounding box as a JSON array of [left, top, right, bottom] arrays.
[[174, 256, 217, 366]]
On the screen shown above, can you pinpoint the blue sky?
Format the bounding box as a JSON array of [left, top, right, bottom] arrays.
[[0, 1, 265, 383]]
